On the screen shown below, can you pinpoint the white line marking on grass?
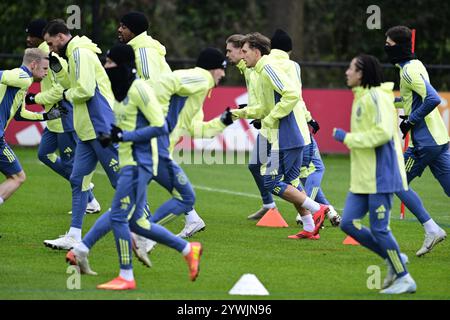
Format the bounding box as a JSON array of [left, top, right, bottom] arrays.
[[94, 168, 450, 227], [193, 185, 261, 199], [96, 169, 261, 199]]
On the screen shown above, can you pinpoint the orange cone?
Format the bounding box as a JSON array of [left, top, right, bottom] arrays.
[[256, 208, 289, 228], [343, 235, 360, 245]]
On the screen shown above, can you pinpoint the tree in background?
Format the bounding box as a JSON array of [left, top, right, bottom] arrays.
[[0, 0, 448, 89]]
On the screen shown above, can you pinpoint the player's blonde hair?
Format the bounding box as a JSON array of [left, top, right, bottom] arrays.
[[22, 48, 47, 65]]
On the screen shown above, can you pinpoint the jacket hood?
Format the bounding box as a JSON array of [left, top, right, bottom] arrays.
[[380, 82, 394, 92], [269, 49, 289, 60], [352, 82, 395, 99], [67, 35, 102, 57], [128, 32, 167, 56]]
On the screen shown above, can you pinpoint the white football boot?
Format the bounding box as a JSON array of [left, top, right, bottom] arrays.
[[67, 183, 101, 215], [416, 228, 447, 257], [382, 252, 409, 289], [295, 213, 303, 226], [66, 249, 97, 275], [380, 273, 416, 294], [296, 205, 341, 227], [44, 233, 79, 250], [85, 197, 101, 214], [247, 207, 270, 220], [131, 233, 155, 268], [327, 205, 341, 226], [177, 218, 206, 238]]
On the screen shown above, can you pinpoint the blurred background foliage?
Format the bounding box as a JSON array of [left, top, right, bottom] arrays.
[[0, 0, 448, 89]]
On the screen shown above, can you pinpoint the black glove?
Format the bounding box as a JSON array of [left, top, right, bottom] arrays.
[[25, 93, 36, 105], [250, 119, 261, 129], [308, 119, 320, 134], [43, 104, 68, 120], [110, 124, 124, 142], [399, 115, 413, 139], [48, 52, 63, 73], [98, 133, 112, 148], [238, 104, 247, 109], [220, 107, 234, 126]]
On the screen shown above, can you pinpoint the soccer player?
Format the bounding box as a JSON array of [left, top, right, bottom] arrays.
[[66, 44, 202, 290], [42, 19, 119, 250], [232, 33, 328, 239], [25, 19, 100, 214], [133, 48, 233, 260], [116, 11, 173, 250], [152, 47, 232, 233], [335, 54, 416, 294], [267, 29, 341, 226], [385, 26, 447, 256], [0, 48, 65, 207], [225, 33, 280, 220], [266, 41, 331, 236], [117, 11, 172, 89]]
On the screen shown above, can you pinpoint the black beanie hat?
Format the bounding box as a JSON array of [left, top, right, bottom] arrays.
[[271, 29, 293, 52], [120, 12, 149, 36], [26, 19, 47, 39], [107, 44, 136, 69], [196, 48, 227, 70]]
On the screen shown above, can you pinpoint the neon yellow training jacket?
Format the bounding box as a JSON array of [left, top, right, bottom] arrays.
[[63, 35, 115, 141], [233, 52, 310, 150], [127, 32, 172, 88], [34, 41, 72, 133], [395, 59, 448, 147], [344, 82, 408, 194], [0, 66, 47, 137], [154, 67, 226, 154]]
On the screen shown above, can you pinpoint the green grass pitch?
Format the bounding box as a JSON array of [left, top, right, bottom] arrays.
[[0, 148, 449, 300]]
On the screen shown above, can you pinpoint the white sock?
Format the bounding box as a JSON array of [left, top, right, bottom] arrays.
[[186, 209, 201, 223], [0, 197, 4, 206], [119, 269, 134, 281], [423, 219, 440, 234], [263, 202, 276, 209], [301, 214, 315, 233], [67, 227, 82, 242], [182, 243, 191, 256], [73, 242, 89, 256], [301, 197, 321, 213]]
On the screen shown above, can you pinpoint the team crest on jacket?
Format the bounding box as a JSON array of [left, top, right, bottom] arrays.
[[177, 173, 188, 185], [356, 104, 362, 118]]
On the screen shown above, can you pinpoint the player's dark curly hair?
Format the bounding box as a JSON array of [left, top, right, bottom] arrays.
[[354, 54, 384, 88], [385, 26, 412, 45]]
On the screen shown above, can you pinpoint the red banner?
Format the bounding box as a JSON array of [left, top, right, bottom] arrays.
[[202, 87, 353, 153], [5, 85, 449, 154]]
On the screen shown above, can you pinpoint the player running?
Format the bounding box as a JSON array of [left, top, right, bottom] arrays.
[[232, 32, 328, 239], [385, 26, 447, 257], [66, 44, 202, 290], [335, 54, 416, 294], [25, 19, 100, 215], [0, 48, 65, 209]]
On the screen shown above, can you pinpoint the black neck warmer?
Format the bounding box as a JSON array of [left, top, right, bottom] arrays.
[[106, 66, 136, 102], [384, 42, 416, 65], [59, 36, 74, 61]]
